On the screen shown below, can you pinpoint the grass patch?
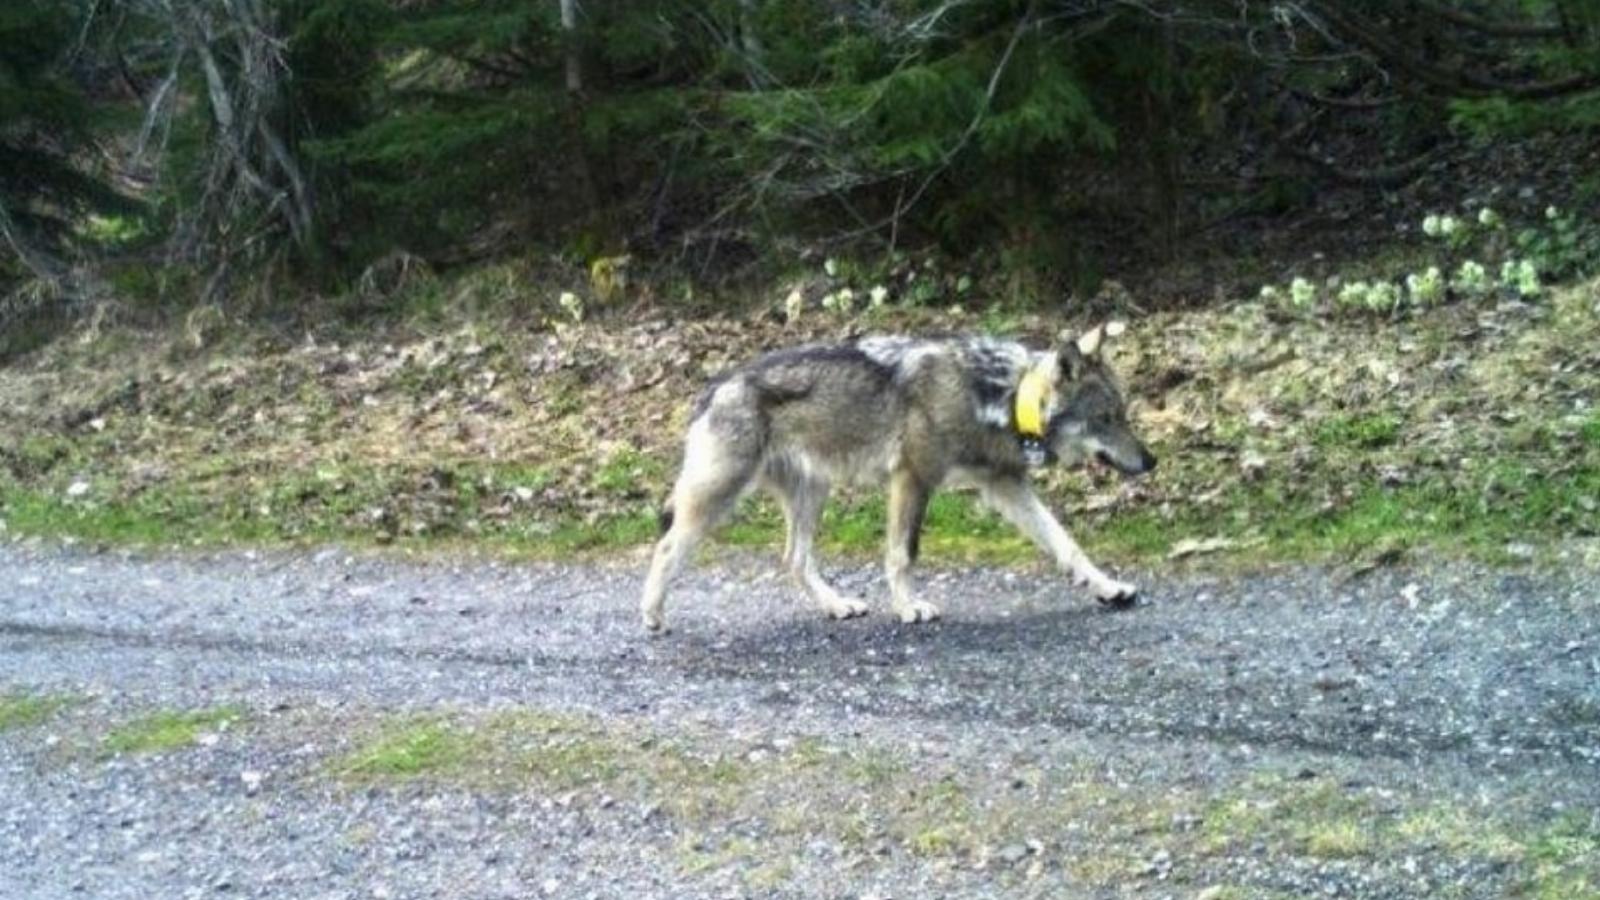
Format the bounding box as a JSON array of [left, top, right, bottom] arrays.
[[335, 719, 476, 779], [0, 692, 77, 731], [719, 492, 1035, 565], [1522, 815, 1600, 900], [1301, 818, 1373, 859], [102, 706, 246, 755], [6, 455, 1596, 567], [1202, 775, 1374, 857], [592, 447, 666, 496], [1193, 771, 1600, 897], [1314, 413, 1401, 449], [332, 709, 746, 810], [1582, 414, 1600, 448]]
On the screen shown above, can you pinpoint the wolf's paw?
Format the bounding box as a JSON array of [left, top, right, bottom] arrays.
[[1093, 579, 1139, 610], [822, 596, 869, 620], [641, 607, 668, 633], [895, 599, 942, 624]]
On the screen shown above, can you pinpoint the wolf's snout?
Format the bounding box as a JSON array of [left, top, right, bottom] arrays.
[[1097, 445, 1157, 476]]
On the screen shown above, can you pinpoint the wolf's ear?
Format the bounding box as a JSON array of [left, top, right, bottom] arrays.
[[1076, 325, 1105, 357], [1076, 320, 1126, 358]]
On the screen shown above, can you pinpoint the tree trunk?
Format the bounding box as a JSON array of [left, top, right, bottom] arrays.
[[560, 0, 581, 94], [739, 0, 764, 81]]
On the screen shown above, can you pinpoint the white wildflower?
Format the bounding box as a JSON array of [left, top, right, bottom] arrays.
[[784, 288, 804, 323], [869, 284, 889, 308], [1258, 285, 1280, 302], [1337, 281, 1371, 308], [1406, 267, 1444, 306], [823, 257, 839, 277], [1514, 259, 1541, 298], [1289, 276, 1316, 307], [1422, 214, 1442, 237], [1366, 281, 1400, 312], [1453, 259, 1489, 296], [834, 287, 855, 313], [1546, 205, 1561, 221], [557, 291, 584, 322], [1477, 207, 1500, 228], [1438, 215, 1462, 238]]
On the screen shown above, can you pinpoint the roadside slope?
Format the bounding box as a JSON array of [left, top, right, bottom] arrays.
[[3, 278, 1598, 567]]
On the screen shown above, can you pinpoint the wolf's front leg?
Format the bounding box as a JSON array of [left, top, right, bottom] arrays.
[[886, 470, 941, 623], [980, 478, 1138, 607]]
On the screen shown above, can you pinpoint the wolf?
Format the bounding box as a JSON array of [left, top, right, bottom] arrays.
[[640, 323, 1156, 631]]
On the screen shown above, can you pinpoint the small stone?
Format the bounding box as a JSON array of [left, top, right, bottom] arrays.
[[998, 843, 1029, 865], [1401, 582, 1422, 609]]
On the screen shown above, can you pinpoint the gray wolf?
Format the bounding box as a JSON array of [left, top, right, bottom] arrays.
[[640, 324, 1156, 631]]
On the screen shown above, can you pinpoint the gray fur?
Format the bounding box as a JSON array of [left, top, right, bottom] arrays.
[[641, 332, 1156, 631]]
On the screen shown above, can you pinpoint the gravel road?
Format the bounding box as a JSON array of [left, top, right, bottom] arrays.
[[1, 542, 1597, 899]]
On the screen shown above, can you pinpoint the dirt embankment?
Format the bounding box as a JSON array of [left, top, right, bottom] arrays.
[[2, 279, 1598, 564]]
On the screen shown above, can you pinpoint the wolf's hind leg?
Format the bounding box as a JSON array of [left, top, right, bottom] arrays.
[[979, 477, 1137, 606], [766, 463, 866, 620], [640, 421, 759, 631], [886, 469, 940, 624]]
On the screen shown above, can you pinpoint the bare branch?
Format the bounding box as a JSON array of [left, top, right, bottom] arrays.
[[1285, 145, 1445, 187], [1306, 1, 1600, 99], [1416, 0, 1565, 39]]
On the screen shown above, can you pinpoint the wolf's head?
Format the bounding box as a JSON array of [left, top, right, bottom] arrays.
[[1041, 324, 1157, 477]]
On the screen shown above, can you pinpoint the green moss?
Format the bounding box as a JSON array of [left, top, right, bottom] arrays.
[[103, 706, 247, 755], [0, 692, 77, 731], [335, 719, 476, 778]]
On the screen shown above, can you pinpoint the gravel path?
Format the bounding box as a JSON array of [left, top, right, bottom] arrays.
[[1, 542, 1597, 899]]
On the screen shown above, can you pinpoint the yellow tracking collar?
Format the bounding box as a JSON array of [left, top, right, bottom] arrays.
[[1015, 366, 1053, 437]]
